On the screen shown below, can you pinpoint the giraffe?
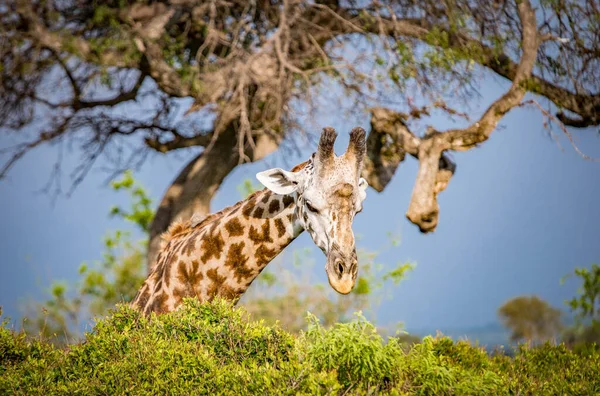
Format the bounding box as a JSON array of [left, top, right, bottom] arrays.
[[131, 126, 369, 315]]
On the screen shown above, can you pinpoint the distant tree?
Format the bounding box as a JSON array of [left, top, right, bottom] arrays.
[[2, 1, 598, 272], [498, 295, 563, 345]]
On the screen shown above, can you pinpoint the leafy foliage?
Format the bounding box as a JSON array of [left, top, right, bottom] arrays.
[[108, 170, 154, 233], [303, 311, 402, 389], [561, 264, 600, 351], [2, 299, 599, 395], [563, 263, 600, 323]]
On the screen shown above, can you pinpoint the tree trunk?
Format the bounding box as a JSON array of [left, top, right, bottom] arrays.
[[146, 125, 279, 271]]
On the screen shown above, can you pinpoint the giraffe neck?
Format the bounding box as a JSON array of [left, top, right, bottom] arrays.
[[132, 188, 302, 315]]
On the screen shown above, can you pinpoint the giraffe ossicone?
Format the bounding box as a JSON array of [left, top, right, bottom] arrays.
[[131, 126, 369, 315]]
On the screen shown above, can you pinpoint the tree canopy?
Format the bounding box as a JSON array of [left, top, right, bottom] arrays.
[[498, 295, 563, 344], [2, 0, 599, 269]]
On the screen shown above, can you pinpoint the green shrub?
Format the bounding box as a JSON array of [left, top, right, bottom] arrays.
[[1, 299, 599, 395], [302, 311, 402, 391]]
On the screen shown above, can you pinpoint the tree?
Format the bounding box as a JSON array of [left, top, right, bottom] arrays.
[[2, 0, 598, 271], [561, 264, 600, 350], [564, 264, 600, 324], [498, 295, 563, 345]]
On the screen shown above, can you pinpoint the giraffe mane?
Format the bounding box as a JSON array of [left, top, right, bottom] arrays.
[[159, 219, 193, 247], [290, 159, 310, 172]]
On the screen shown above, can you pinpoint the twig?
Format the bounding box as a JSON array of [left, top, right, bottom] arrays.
[[519, 99, 600, 162]]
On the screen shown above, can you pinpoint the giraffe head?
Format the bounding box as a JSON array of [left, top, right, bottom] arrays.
[[256, 127, 368, 295]]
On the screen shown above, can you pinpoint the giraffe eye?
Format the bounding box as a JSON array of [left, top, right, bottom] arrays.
[[306, 201, 319, 214]]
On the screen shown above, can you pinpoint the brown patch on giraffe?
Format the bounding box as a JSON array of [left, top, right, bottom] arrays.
[[253, 207, 264, 218], [334, 183, 354, 198], [224, 242, 254, 283], [240, 190, 264, 218], [150, 268, 161, 282], [268, 200, 281, 214], [274, 218, 286, 238], [256, 244, 277, 267], [249, 221, 273, 244], [190, 259, 201, 280], [154, 250, 165, 266], [242, 198, 257, 218], [173, 259, 204, 306], [172, 287, 189, 306], [225, 217, 245, 237], [154, 248, 176, 288], [332, 213, 337, 221], [153, 279, 163, 293], [206, 268, 229, 298], [261, 194, 271, 204], [220, 285, 239, 300], [183, 232, 198, 256], [169, 240, 182, 256], [207, 282, 239, 301], [148, 291, 168, 314], [172, 263, 201, 306], [282, 195, 294, 208], [200, 231, 225, 263], [133, 284, 151, 309], [156, 246, 177, 277], [176, 259, 203, 285], [164, 261, 175, 289], [154, 261, 167, 279], [229, 204, 241, 216], [287, 214, 293, 223]]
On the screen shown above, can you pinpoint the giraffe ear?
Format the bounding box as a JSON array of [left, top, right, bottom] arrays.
[[358, 177, 368, 202], [358, 177, 368, 192], [256, 168, 302, 195]]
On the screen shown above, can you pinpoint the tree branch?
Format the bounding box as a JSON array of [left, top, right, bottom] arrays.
[[15, 0, 138, 69], [0, 116, 72, 179], [325, 4, 599, 128], [363, 0, 539, 233], [363, 107, 457, 232], [144, 132, 213, 153], [77, 72, 146, 110], [438, 0, 539, 151], [406, 0, 538, 232]]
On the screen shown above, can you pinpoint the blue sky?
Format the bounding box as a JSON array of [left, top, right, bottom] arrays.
[[1, 70, 599, 340]]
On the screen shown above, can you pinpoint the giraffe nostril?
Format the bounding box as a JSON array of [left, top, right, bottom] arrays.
[[337, 261, 344, 274]]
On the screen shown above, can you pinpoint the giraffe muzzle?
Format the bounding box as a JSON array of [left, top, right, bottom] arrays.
[[325, 254, 357, 295]]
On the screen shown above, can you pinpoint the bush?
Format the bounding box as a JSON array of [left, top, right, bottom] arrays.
[[2, 300, 599, 395]]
